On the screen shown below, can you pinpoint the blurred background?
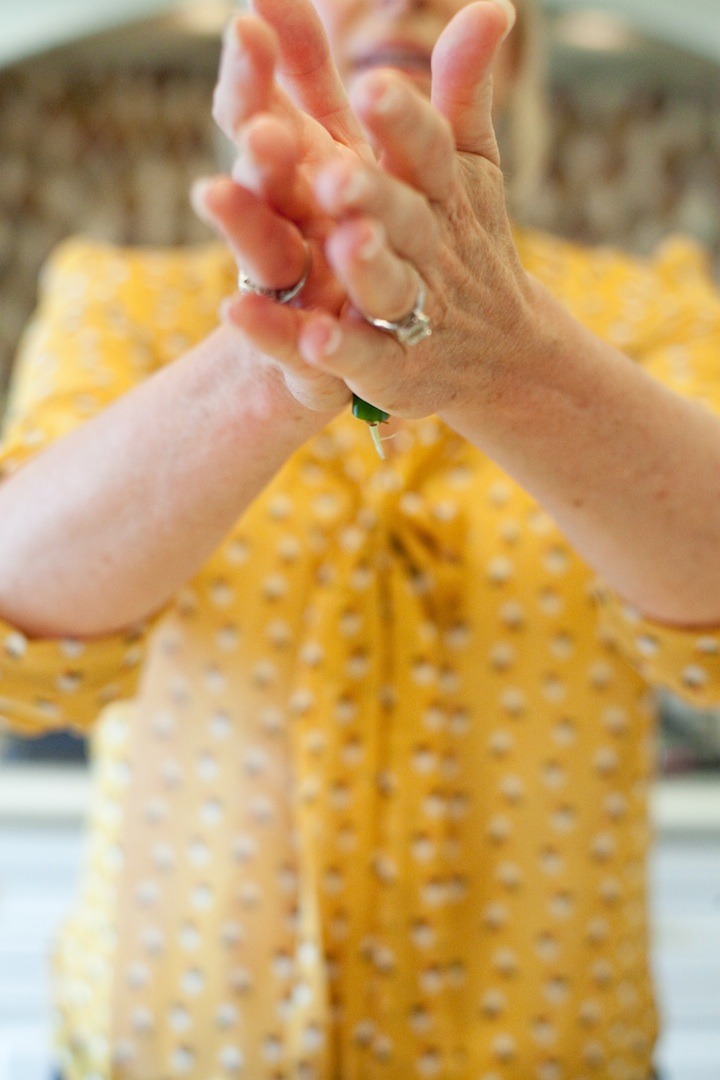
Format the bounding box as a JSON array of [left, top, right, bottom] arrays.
[[1, 1, 719, 1078]]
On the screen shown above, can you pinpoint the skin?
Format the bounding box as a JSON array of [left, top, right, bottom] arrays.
[[1, 0, 720, 637]]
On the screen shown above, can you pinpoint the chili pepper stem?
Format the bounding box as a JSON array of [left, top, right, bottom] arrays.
[[368, 423, 386, 459], [352, 394, 390, 459]]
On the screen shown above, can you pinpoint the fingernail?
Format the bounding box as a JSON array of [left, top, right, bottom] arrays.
[[316, 166, 370, 210], [190, 177, 214, 220], [489, 0, 517, 38], [307, 319, 342, 358], [231, 149, 264, 193], [340, 169, 371, 206], [372, 79, 403, 115], [357, 222, 384, 261]]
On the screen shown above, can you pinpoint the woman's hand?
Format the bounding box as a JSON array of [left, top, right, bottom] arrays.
[[194, 0, 382, 413], [223, 0, 536, 421]]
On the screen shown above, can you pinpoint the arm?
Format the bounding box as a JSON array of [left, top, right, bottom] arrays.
[[0, 322, 336, 640], [0, 6, 378, 642], [443, 278, 720, 627]]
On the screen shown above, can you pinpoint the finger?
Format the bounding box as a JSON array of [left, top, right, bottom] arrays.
[[325, 217, 422, 325], [431, 0, 515, 159], [299, 312, 417, 417], [231, 114, 316, 224], [191, 176, 307, 290], [222, 292, 352, 413], [314, 158, 440, 266], [212, 16, 278, 140], [250, 0, 373, 162], [350, 72, 455, 202]]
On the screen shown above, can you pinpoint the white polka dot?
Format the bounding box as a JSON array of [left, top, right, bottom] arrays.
[[542, 761, 567, 789], [682, 663, 708, 689], [488, 729, 514, 757], [422, 705, 446, 731], [181, 968, 204, 995], [448, 707, 471, 735], [417, 1048, 442, 1076], [112, 1040, 136, 1066], [152, 842, 175, 871], [135, 880, 160, 907], [127, 962, 150, 989], [549, 891, 574, 919], [229, 968, 253, 994], [171, 1047, 195, 1073], [216, 1003, 239, 1028], [302, 1023, 325, 1052], [201, 797, 223, 826], [263, 573, 288, 600], [499, 774, 524, 802], [419, 965, 444, 994], [499, 600, 525, 628], [487, 556, 514, 584], [481, 991, 506, 1019], [152, 710, 176, 739], [412, 746, 437, 773], [179, 923, 200, 951], [262, 1035, 283, 1063], [488, 481, 511, 507], [496, 862, 523, 890], [209, 579, 234, 607], [500, 687, 526, 716], [492, 1033, 516, 1062], [487, 815, 512, 843], [489, 642, 515, 671], [219, 1045, 245, 1071], [131, 1006, 154, 1033], [293, 981, 314, 1008], [353, 1020, 375, 1046], [535, 931, 559, 961], [483, 902, 508, 930], [492, 947, 519, 976], [499, 519, 521, 544], [538, 588, 563, 616], [3, 630, 26, 656]]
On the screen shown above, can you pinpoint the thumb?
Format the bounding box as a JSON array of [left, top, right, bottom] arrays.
[[431, 0, 516, 160]]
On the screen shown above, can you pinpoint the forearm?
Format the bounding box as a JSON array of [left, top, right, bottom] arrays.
[[441, 277, 720, 627], [0, 324, 336, 638]]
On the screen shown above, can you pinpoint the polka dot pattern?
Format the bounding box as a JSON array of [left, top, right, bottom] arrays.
[[2, 234, 720, 1079]]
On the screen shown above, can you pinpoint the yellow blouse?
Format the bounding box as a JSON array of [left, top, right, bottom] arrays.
[[2, 230, 720, 1080]]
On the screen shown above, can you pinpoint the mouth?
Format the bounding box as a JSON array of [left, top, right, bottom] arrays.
[[351, 43, 432, 79]]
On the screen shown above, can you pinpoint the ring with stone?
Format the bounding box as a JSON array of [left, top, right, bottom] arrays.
[[237, 242, 311, 304], [364, 278, 432, 346]]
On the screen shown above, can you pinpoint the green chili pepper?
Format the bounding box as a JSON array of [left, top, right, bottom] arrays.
[[352, 394, 389, 458], [352, 395, 389, 425]]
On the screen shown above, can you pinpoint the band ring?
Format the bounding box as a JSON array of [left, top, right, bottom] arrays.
[[237, 242, 311, 305], [365, 278, 433, 346]]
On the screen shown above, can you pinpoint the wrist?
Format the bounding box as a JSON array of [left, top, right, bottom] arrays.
[[438, 269, 553, 434], [210, 322, 343, 447]]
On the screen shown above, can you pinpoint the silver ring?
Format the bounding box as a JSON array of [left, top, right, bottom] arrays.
[[365, 279, 432, 346], [237, 243, 311, 304]]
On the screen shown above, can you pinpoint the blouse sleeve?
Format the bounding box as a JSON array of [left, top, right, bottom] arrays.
[[0, 238, 229, 736], [0, 619, 148, 737], [594, 236, 720, 706], [596, 590, 720, 707]]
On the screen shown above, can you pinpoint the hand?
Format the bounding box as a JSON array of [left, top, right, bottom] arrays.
[[225, 1, 538, 422], [194, 0, 379, 413]]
